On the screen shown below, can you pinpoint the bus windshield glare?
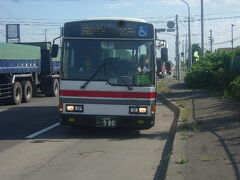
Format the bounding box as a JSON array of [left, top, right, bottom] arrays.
[[62, 39, 155, 86]]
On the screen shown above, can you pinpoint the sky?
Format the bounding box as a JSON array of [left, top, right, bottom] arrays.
[[0, 0, 240, 61]]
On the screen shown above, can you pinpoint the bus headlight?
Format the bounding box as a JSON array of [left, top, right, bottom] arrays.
[[66, 105, 75, 112], [66, 105, 84, 112], [129, 107, 138, 113], [139, 107, 147, 113], [74, 105, 84, 112], [129, 106, 147, 114]]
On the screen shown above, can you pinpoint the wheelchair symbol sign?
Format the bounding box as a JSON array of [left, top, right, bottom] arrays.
[[138, 26, 148, 37]]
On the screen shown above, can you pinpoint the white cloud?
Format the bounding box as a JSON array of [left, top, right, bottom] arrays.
[[103, 2, 135, 9], [144, 0, 238, 7], [136, 9, 155, 16], [218, 0, 239, 4]]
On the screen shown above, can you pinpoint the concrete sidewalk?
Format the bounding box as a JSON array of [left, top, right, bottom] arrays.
[[163, 78, 240, 180]]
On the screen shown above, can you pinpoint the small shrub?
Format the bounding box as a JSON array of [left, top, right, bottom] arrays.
[[230, 76, 240, 99], [157, 82, 170, 93], [182, 107, 189, 122], [178, 122, 197, 132], [200, 157, 210, 162], [185, 60, 216, 89], [176, 99, 186, 108], [223, 88, 232, 99], [175, 158, 188, 164]]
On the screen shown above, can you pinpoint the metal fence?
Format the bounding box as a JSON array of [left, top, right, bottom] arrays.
[[232, 56, 240, 74], [225, 56, 240, 75]]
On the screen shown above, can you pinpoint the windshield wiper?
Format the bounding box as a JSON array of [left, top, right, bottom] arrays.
[[81, 63, 105, 89], [81, 61, 133, 91], [108, 63, 133, 91]]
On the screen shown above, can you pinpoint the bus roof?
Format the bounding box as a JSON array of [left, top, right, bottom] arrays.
[[87, 17, 146, 22], [63, 18, 154, 39], [66, 17, 147, 24]]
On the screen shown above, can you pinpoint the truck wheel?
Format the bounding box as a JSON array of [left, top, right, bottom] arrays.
[[11, 81, 23, 105], [53, 79, 59, 97], [46, 79, 59, 97], [22, 81, 33, 103]]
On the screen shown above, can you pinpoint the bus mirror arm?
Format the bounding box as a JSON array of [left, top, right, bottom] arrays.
[[51, 36, 62, 58]]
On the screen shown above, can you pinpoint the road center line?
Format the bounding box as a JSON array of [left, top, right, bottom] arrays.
[[25, 122, 60, 139]]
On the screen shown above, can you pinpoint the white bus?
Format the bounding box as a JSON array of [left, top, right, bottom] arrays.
[[52, 18, 157, 129]]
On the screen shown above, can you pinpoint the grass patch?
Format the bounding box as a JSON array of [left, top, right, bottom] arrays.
[[176, 99, 189, 122], [178, 122, 198, 132], [164, 91, 173, 97], [179, 132, 187, 136], [176, 99, 187, 108], [223, 88, 232, 99], [181, 106, 189, 122], [180, 137, 187, 140], [175, 158, 188, 164], [166, 153, 172, 160], [157, 82, 171, 94], [200, 157, 210, 162]]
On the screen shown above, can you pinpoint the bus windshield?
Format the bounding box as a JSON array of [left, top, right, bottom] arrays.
[[62, 39, 155, 86]]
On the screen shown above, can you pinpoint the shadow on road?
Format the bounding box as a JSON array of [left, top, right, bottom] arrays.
[[0, 98, 169, 142], [0, 106, 59, 140], [34, 126, 169, 141], [192, 90, 240, 180]]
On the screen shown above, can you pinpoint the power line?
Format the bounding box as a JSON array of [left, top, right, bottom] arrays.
[[179, 15, 240, 23], [1, 14, 239, 26], [214, 36, 240, 45]]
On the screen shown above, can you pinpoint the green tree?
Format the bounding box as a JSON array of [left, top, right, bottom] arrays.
[[192, 44, 202, 63]]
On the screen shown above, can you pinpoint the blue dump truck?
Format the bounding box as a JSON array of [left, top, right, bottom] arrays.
[[0, 42, 60, 105]]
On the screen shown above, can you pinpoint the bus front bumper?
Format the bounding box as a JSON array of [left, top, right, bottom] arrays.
[[60, 114, 155, 130]]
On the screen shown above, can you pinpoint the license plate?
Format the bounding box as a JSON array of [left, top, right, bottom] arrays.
[[96, 116, 117, 128]]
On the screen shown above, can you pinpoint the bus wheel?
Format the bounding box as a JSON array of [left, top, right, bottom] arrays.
[[11, 81, 23, 105], [22, 81, 33, 103]]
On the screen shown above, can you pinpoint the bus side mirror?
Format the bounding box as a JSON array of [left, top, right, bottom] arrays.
[[51, 44, 59, 58], [161, 48, 168, 62]]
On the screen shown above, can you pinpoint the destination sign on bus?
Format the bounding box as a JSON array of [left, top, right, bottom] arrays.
[[64, 20, 154, 39]]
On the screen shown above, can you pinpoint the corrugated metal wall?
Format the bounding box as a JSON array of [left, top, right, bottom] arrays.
[[232, 56, 240, 74]]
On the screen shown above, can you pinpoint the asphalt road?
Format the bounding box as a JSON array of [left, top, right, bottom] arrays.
[[0, 95, 174, 180]]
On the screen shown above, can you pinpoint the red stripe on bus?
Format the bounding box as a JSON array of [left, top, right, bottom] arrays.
[[60, 90, 156, 99]]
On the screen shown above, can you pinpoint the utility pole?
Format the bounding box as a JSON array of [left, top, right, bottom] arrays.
[[182, 40, 185, 71], [209, 29, 213, 52], [179, 0, 192, 68], [176, 15, 181, 80], [231, 24, 234, 50], [201, 0, 204, 56], [60, 27, 62, 45], [45, 29, 47, 42], [185, 34, 188, 64]]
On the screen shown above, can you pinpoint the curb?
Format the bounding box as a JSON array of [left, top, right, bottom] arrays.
[[153, 93, 181, 180]]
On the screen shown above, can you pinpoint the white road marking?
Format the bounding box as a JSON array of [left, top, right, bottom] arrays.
[[25, 122, 60, 139]]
